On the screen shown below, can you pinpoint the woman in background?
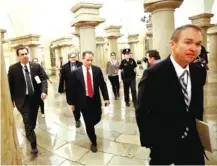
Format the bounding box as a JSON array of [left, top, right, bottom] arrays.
[[106, 52, 120, 100]]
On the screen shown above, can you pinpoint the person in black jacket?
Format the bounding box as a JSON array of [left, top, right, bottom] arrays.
[[136, 24, 206, 165], [69, 51, 110, 152], [8, 45, 48, 155], [119, 48, 137, 107], [58, 52, 82, 128]]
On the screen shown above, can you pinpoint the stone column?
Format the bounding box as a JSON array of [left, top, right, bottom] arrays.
[[28, 44, 40, 60], [96, 36, 106, 69], [104, 25, 122, 60], [71, 2, 105, 57], [207, 25, 217, 83], [189, 13, 214, 48], [128, 34, 139, 60], [1, 29, 23, 165], [144, 0, 183, 59], [146, 22, 153, 50], [54, 47, 61, 67]]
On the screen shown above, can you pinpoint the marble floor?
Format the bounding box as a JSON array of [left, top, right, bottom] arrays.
[[14, 74, 217, 165]]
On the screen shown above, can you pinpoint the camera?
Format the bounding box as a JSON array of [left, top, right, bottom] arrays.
[[137, 57, 148, 64]]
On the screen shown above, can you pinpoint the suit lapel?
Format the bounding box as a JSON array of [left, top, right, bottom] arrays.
[[166, 56, 187, 110], [188, 63, 195, 110], [92, 66, 96, 88], [78, 67, 85, 89], [18, 63, 26, 83]]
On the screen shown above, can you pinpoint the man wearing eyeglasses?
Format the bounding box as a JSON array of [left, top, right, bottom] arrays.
[[8, 45, 48, 155], [58, 52, 82, 128]]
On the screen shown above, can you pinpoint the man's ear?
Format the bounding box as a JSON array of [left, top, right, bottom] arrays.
[[169, 40, 175, 49]]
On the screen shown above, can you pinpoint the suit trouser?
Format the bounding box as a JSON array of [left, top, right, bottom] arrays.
[[123, 78, 137, 104], [18, 95, 39, 148], [81, 97, 101, 145], [73, 106, 81, 121], [108, 75, 120, 97], [149, 132, 205, 165]]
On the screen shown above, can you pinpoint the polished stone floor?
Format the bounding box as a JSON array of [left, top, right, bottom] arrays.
[[14, 73, 217, 165]]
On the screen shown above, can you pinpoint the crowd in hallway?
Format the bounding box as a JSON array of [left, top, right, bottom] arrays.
[[7, 24, 216, 165]]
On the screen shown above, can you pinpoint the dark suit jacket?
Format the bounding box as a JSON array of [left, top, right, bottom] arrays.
[[136, 56, 206, 154], [68, 65, 109, 112], [58, 60, 82, 104], [8, 62, 48, 110]]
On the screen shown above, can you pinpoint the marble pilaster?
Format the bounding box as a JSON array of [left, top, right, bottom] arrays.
[[144, 0, 183, 59], [1, 29, 23, 165], [104, 25, 122, 60], [207, 25, 217, 83], [71, 2, 105, 57], [189, 13, 214, 48], [96, 36, 106, 69], [128, 34, 139, 60]]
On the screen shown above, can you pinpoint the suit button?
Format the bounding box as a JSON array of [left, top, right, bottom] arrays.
[[181, 135, 185, 139], [184, 132, 188, 136], [186, 127, 189, 131]]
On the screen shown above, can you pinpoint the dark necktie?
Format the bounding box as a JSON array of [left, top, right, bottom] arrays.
[[179, 70, 189, 111], [179, 70, 190, 139], [24, 65, 34, 95], [87, 67, 93, 97]]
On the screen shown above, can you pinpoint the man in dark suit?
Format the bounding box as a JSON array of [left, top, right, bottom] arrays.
[[136, 24, 207, 165], [8, 45, 48, 155], [58, 52, 82, 127], [69, 51, 110, 152]]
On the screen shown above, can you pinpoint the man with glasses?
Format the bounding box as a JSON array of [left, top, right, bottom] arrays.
[[58, 52, 82, 128], [8, 45, 48, 155]]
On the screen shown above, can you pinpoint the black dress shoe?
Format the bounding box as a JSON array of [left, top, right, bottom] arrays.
[[126, 102, 130, 107], [76, 120, 81, 128], [90, 144, 97, 153], [31, 148, 38, 155]]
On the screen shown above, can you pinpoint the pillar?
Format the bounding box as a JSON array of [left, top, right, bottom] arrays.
[[96, 36, 106, 69], [104, 25, 122, 60], [28, 44, 40, 60], [71, 2, 105, 57], [146, 22, 153, 50], [54, 47, 61, 67], [144, 0, 183, 59], [128, 34, 139, 60], [207, 25, 217, 83], [189, 13, 214, 48], [1, 29, 23, 165]]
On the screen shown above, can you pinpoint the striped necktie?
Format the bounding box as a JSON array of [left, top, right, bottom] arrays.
[[179, 70, 189, 111]]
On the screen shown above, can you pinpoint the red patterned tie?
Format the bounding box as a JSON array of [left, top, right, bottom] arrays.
[[87, 67, 93, 97]]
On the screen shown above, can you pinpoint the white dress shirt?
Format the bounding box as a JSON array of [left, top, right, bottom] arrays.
[[20, 63, 34, 95], [82, 65, 94, 96], [170, 55, 191, 106]]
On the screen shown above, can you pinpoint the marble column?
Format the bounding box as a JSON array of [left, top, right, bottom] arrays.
[[104, 25, 122, 60], [144, 0, 183, 59], [207, 25, 217, 83], [96, 36, 106, 69], [146, 22, 153, 50], [189, 13, 214, 48], [73, 27, 81, 60], [1, 29, 23, 165], [28, 44, 40, 60], [71, 2, 105, 57], [128, 34, 139, 60], [54, 47, 61, 67]]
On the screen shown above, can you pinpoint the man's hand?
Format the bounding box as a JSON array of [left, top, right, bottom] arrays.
[[41, 93, 47, 100], [104, 100, 110, 107], [71, 105, 75, 111]]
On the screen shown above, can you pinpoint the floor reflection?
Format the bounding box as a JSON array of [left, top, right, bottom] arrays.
[[14, 75, 217, 165]]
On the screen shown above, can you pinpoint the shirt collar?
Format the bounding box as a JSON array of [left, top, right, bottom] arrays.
[[20, 62, 30, 68], [82, 65, 92, 70], [170, 55, 189, 78]]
